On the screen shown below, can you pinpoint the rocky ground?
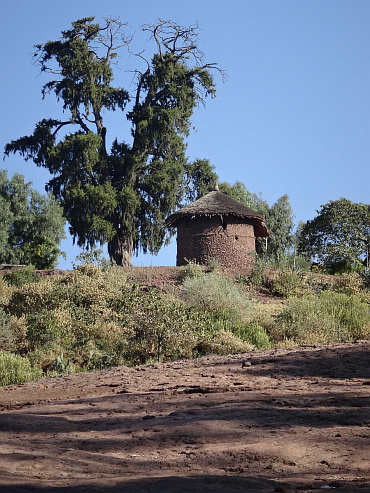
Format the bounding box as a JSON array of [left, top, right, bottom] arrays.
[[0, 341, 369, 493]]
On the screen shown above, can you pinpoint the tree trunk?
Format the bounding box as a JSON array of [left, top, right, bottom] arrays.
[[108, 233, 133, 266]]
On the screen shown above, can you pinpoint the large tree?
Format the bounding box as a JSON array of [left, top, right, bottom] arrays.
[[298, 198, 370, 271], [0, 170, 66, 268], [5, 17, 220, 265]]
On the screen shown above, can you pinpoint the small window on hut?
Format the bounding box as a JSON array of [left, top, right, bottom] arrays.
[[221, 216, 227, 230]]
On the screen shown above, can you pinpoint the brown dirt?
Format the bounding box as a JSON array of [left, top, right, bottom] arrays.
[[0, 341, 369, 492]]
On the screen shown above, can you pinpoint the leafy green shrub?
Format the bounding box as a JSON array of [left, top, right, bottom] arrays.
[[51, 352, 70, 374], [271, 268, 309, 298], [195, 329, 254, 356], [0, 351, 42, 386], [207, 257, 221, 273], [0, 277, 14, 306], [0, 308, 17, 352], [230, 323, 271, 349], [177, 259, 204, 283], [126, 289, 211, 364], [73, 247, 112, 270], [333, 273, 370, 303], [270, 292, 370, 345], [318, 291, 370, 339], [246, 255, 266, 287], [4, 266, 41, 288], [181, 272, 253, 316], [7, 278, 57, 317]]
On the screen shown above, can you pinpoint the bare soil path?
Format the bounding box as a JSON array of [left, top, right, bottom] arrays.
[[0, 341, 369, 492]]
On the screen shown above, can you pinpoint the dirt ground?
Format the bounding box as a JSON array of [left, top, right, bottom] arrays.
[[0, 341, 369, 492]]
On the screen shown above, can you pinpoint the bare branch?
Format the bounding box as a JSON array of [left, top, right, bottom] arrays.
[[97, 17, 133, 61]]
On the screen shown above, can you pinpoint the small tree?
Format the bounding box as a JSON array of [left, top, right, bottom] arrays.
[[0, 170, 66, 268], [5, 17, 221, 265], [298, 198, 370, 272]]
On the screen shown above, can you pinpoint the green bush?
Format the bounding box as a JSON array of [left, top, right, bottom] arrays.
[[0, 351, 42, 386], [333, 273, 370, 303], [230, 323, 271, 349], [181, 272, 253, 316], [247, 255, 267, 287], [270, 291, 370, 345], [177, 259, 204, 283], [195, 329, 254, 357], [271, 268, 309, 298], [4, 266, 41, 288], [0, 308, 17, 352]]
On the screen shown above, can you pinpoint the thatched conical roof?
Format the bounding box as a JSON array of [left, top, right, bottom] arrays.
[[165, 190, 271, 237]]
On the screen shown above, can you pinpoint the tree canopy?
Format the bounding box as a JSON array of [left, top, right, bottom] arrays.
[[5, 17, 221, 265], [298, 198, 370, 272], [0, 170, 66, 269]]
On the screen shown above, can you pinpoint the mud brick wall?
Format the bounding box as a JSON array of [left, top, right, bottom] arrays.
[[176, 216, 256, 268]]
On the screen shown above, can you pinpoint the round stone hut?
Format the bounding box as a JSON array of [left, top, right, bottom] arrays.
[[165, 189, 271, 269]]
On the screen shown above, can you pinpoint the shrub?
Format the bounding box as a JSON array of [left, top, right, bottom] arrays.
[[0, 351, 42, 386], [0, 277, 14, 306], [333, 273, 370, 303], [318, 291, 370, 339], [207, 257, 221, 273], [0, 308, 15, 351], [7, 278, 56, 317], [177, 259, 204, 283], [181, 272, 253, 316], [4, 266, 41, 288], [359, 268, 370, 289], [270, 292, 370, 345], [271, 268, 309, 298], [126, 289, 207, 364], [73, 247, 112, 270], [195, 329, 254, 356], [246, 255, 266, 287], [230, 323, 271, 349]]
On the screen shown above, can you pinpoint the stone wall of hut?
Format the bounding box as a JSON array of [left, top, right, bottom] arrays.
[[176, 216, 256, 269]]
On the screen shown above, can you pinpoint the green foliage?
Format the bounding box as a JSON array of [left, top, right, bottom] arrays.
[[73, 247, 112, 270], [0, 351, 42, 386], [270, 292, 370, 345], [51, 352, 70, 374], [4, 266, 41, 288], [255, 194, 294, 260], [177, 259, 204, 283], [207, 257, 221, 273], [298, 198, 370, 272], [5, 18, 221, 265], [0, 308, 15, 351], [181, 271, 253, 316], [5, 266, 242, 373], [227, 322, 271, 349], [195, 329, 254, 357], [126, 290, 201, 364], [2, 263, 368, 384], [0, 170, 66, 268], [23, 236, 65, 270], [218, 181, 254, 208], [270, 268, 308, 298], [244, 255, 267, 287]]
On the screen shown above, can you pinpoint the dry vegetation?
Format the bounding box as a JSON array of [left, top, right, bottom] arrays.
[[0, 262, 369, 386]]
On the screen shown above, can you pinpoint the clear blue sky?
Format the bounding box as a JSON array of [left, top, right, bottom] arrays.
[[1, 0, 369, 268]]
